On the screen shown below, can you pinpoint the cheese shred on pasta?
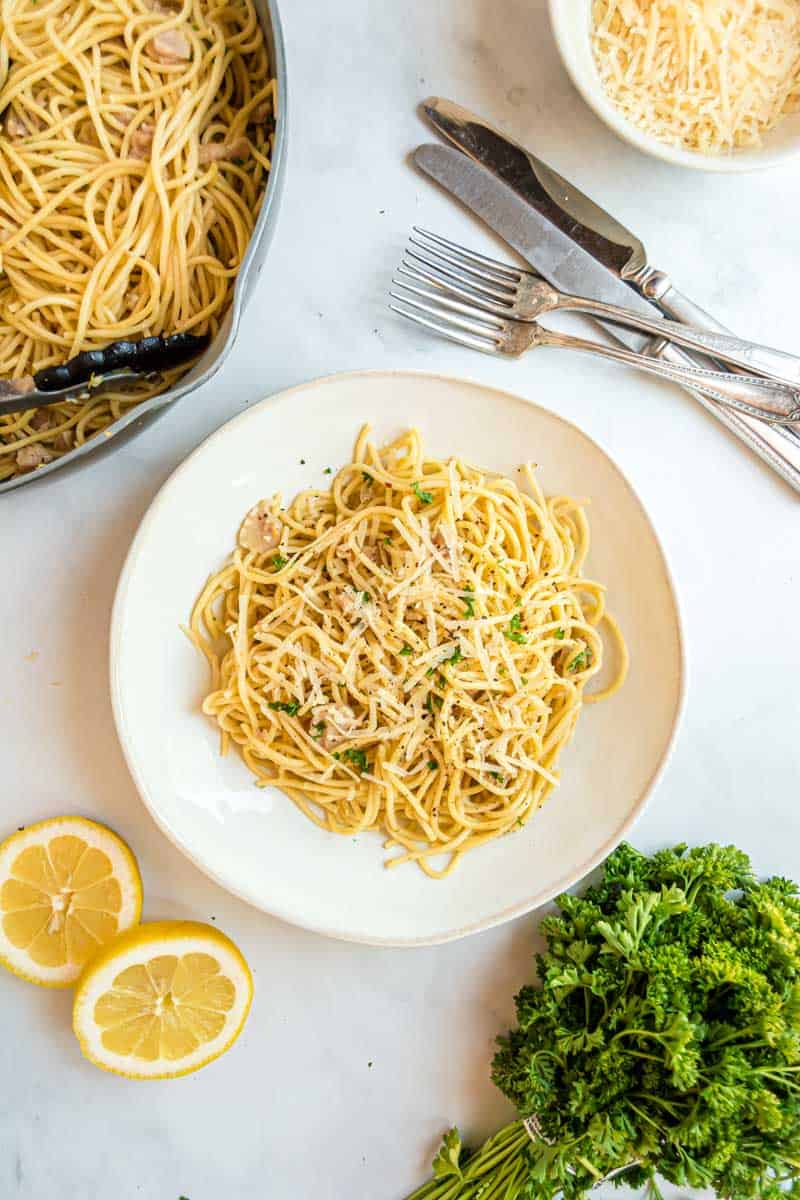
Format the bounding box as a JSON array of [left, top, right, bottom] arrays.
[[592, 0, 800, 153], [188, 427, 628, 878]]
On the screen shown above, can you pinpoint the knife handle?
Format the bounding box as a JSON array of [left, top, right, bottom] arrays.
[[657, 342, 800, 493], [636, 273, 800, 388], [627, 270, 800, 492], [566, 292, 800, 389], [542, 331, 800, 425]]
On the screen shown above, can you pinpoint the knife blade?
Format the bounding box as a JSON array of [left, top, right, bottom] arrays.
[[415, 143, 661, 347], [413, 142, 800, 494], [421, 96, 648, 281], [421, 97, 800, 391]]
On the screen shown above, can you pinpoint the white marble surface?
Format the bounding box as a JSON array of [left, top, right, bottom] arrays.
[[1, 2, 800, 1197]]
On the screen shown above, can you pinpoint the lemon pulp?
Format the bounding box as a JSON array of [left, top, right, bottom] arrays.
[[0, 818, 142, 987]]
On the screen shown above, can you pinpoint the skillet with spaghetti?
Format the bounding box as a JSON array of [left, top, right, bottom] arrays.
[[0, 0, 275, 480], [188, 427, 628, 878]]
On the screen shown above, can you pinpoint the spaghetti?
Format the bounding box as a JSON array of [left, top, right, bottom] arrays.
[[0, 0, 274, 479], [189, 427, 628, 877]]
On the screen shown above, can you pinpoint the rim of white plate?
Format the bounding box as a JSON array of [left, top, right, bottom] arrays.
[[110, 369, 687, 946]]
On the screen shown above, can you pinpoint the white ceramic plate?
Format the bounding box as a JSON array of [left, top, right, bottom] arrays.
[[111, 370, 684, 946]]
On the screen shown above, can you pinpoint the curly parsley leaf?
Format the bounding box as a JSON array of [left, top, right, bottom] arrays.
[[484, 841, 800, 1200], [504, 612, 527, 644], [432, 1128, 464, 1181], [567, 647, 591, 672], [338, 747, 368, 773], [412, 481, 433, 505]]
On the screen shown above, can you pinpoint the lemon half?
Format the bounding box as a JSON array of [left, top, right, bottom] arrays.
[[72, 921, 253, 1079], [0, 817, 143, 987]]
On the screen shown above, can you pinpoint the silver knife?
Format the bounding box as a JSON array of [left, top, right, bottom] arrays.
[[421, 97, 800, 387], [414, 140, 800, 495]]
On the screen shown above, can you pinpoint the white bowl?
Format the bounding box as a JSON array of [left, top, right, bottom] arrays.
[[548, 1, 800, 172], [110, 370, 685, 946]]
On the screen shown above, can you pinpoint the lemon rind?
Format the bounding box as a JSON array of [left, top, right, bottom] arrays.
[[0, 816, 143, 989], [72, 920, 253, 1079]]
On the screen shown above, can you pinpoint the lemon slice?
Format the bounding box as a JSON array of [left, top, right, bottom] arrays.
[[72, 921, 253, 1079], [0, 816, 142, 988]]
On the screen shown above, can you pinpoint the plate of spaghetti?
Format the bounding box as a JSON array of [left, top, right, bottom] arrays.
[[0, 0, 285, 488], [111, 370, 684, 944]]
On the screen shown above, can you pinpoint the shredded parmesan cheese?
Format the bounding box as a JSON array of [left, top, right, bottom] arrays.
[[592, 0, 800, 153]]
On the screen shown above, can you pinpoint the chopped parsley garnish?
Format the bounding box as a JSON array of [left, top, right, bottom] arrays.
[[504, 612, 527, 644], [424, 693, 442, 715], [514, 597, 522, 607], [425, 666, 436, 678], [399, 644, 413, 657], [323, 466, 333, 475], [362, 471, 372, 483], [268, 700, 299, 716], [412, 481, 433, 505], [446, 646, 463, 666], [312, 721, 325, 739], [461, 587, 475, 619], [521, 675, 528, 685], [271, 554, 288, 571], [490, 771, 504, 783], [427, 759, 437, 770], [438, 674, 446, 688], [342, 747, 368, 772], [359, 591, 371, 603], [554, 628, 565, 639], [568, 647, 591, 673], [383, 535, 392, 544]]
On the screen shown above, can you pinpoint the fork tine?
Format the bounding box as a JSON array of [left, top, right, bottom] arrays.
[[413, 226, 527, 283], [405, 245, 513, 304], [396, 263, 513, 319], [389, 303, 501, 356], [389, 290, 504, 339], [392, 277, 507, 327], [408, 236, 517, 297]]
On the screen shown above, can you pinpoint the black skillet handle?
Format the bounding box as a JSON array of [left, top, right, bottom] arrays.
[[32, 332, 212, 393]]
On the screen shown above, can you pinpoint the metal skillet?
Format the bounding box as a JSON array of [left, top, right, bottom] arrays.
[[0, 0, 288, 496]]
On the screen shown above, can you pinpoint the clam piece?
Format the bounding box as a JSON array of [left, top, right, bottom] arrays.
[[0, 376, 35, 399], [16, 444, 53, 471], [148, 29, 191, 64], [198, 136, 250, 164], [238, 501, 283, 553], [311, 703, 360, 751]]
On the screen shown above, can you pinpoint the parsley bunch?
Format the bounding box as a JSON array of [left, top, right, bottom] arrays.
[[407, 843, 800, 1200]]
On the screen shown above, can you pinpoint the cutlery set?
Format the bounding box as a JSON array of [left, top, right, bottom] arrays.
[[391, 229, 800, 425], [394, 97, 800, 494]]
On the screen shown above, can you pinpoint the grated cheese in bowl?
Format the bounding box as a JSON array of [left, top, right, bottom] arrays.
[[591, 0, 800, 155]]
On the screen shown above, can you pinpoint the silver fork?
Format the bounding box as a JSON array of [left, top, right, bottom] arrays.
[[402, 228, 800, 388], [390, 235, 800, 426]]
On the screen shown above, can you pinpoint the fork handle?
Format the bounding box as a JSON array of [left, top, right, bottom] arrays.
[[539, 329, 800, 425], [557, 293, 800, 387]]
